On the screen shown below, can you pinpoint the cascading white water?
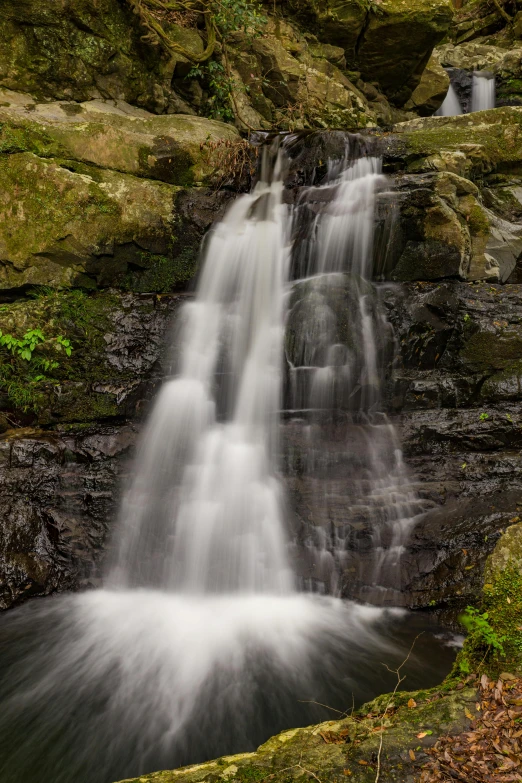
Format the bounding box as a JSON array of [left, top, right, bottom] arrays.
[[0, 140, 459, 783], [286, 149, 427, 599], [109, 151, 292, 594], [434, 83, 462, 116], [471, 71, 496, 112]]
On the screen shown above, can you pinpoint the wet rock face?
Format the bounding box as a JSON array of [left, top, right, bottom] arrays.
[[0, 425, 136, 610], [283, 280, 522, 611], [0, 291, 182, 608]]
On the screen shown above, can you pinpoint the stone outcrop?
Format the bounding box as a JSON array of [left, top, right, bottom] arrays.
[[279, 0, 454, 106], [0, 0, 455, 132], [116, 685, 478, 783], [0, 0, 192, 113], [0, 91, 235, 292]]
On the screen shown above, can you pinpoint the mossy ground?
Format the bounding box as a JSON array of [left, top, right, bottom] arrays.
[[0, 289, 127, 423]]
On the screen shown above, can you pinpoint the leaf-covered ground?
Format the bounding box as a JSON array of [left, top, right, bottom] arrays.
[[418, 674, 522, 783]]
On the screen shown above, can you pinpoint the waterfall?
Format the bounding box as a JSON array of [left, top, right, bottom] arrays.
[[0, 138, 457, 783], [434, 83, 462, 116], [109, 149, 292, 594], [285, 147, 426, 599], [471, 71, 495, 112]]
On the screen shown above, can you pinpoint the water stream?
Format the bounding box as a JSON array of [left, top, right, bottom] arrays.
[[471, 72, 496, 112], [0, 139, 458, 783], [435, 83, 463, 116]]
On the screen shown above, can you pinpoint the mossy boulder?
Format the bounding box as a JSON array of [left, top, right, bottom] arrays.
[[114, 686, 477, 783], [403, 54, 450, 117], [355, 0, 454, 106], [0, 94, 240, 186], [0, 149, 230, 293], [0, 0, 194, 113], [0, 152, 177, 291], [388, 107, 522, 173], [278, 0, 453, 107], [229, 20, 376, 130], [389, 171, 522, 283]]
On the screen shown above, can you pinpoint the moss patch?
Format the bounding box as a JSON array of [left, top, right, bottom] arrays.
[[453, 523, 522, 678]]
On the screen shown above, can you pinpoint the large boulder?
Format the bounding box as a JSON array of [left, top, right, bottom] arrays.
[[355, 0, 454, 105], [0, 92, 240, 185], [387, 107, 522, 172], [385, 172, 522, 283], [278, 0, 454, 106], [0, 0, 197, 113], [228, 19, 377, 130], [0, 92, 236, 293], [403, 54, 450, 116]]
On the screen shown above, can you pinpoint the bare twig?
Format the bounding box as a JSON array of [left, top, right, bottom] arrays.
[[374, 633, 423, 783]]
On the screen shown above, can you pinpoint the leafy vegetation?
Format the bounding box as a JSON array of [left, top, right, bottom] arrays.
[[0, 289, 117, 419], [126, 0, 267, 125], [458, 606, 507, 675], [0, 327, 73, 413]]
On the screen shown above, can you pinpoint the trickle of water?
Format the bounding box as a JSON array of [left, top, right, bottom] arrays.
[[471, 71, 496, 112], [285, 147, 427, 600], [434, 83, 463, 116]]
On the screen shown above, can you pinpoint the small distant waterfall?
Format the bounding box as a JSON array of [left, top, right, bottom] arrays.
[[285, 144, 426, 600], [472, 71, 496, 112], [435, 70, 496, 117], [435, 83, 462, 116]]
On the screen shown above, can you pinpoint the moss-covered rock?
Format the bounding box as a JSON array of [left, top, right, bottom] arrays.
[[389, 107, 522, 173], [0, 289, 181, 425], [229, 20, 376, 130], [355, 0, 454, 106], [388, 171, 521, 283], [114, 685, 477, 783], [454, 523, 522, 677], [403, 54, 450, 117], [0, 148, 230, 293], [0, 0, 194, 113], [278, 0, 453, 107], [0, 95, 240, 185]]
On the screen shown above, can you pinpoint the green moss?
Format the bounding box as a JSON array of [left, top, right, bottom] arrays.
[[468, 203, 489, 236], [0, 289, 124, 421], [398, 108, 522, 173], [461, 330, 522, 372], [122, 248, 198, 293], [0, 121, 60, 156], [453, 524, 522, 678]]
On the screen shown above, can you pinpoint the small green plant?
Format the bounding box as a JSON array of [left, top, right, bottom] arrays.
[[463, 313, 470, 322], [0, 328, 73, 413], [506, 413, 513, 422], [459, 606, 507, 671], [188, 61, 242, 122], [479, 412, 489, 421]]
